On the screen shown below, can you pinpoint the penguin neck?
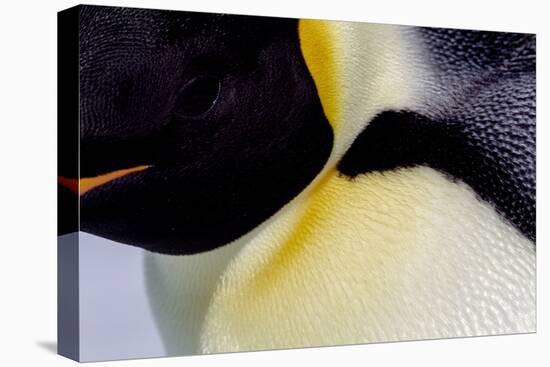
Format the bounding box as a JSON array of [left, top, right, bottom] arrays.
[[299, 20, 431, 166]]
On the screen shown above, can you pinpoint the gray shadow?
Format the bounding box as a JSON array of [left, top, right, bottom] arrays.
[[36, 340, 57, 354]]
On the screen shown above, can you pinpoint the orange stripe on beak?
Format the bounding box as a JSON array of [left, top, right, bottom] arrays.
[[58, 165, 149, 196]]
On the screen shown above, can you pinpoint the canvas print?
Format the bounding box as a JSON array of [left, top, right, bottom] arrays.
[[57, 4, 536, 362]]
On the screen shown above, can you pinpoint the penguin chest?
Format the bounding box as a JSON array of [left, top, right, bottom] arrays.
[[145, 166, 535, 354]]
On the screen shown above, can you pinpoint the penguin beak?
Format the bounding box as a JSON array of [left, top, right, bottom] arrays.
[[58, 165, 149, 196]]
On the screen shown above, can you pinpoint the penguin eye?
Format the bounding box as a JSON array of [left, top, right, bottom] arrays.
[[173, 75, 221, 119]]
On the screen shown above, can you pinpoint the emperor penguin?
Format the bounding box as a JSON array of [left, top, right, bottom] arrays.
[[60, 5, 536, 355]]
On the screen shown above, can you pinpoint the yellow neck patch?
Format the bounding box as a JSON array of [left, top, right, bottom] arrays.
[[298, 19, 341, 129]]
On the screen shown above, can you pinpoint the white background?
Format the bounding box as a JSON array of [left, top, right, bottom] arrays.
[[0, 0, 548, 365]]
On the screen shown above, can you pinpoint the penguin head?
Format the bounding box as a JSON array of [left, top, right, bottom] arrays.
[[60, 7, 333, 254]]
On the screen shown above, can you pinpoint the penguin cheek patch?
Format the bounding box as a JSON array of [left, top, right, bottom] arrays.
[[172, 75, 222, 119]]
